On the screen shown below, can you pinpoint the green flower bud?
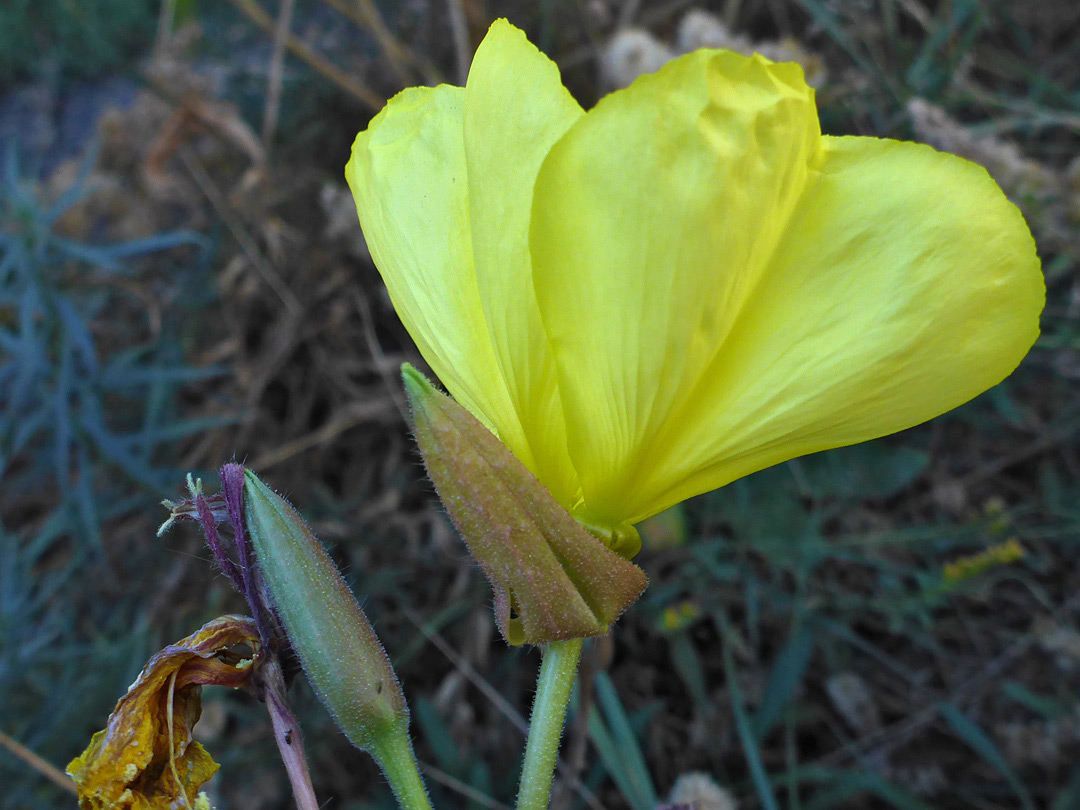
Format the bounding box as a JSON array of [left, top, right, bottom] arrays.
[[241, 468, 408, 753]]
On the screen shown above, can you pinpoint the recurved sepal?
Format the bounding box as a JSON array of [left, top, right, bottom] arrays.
[[402, 364, 648, 645]]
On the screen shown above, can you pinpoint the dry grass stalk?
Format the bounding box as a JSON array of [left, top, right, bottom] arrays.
[[262, 0, 298, 149], [227, 0, 385, 109]]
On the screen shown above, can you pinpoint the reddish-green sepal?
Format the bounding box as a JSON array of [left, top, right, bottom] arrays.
[[402, 364, 648, 645]]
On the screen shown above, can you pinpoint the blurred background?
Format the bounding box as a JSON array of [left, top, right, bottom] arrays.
[[1, 1, 1078, 808]]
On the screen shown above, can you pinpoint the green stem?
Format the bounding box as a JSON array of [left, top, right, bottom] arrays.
[[372, 730, 434, 810], [517, 638, 584, 810]]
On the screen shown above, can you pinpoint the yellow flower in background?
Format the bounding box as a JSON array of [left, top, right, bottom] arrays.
[[347, 20, 1043, 546]]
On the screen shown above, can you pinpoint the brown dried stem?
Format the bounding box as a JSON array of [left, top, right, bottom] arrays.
[[228, 0, 385, 109]]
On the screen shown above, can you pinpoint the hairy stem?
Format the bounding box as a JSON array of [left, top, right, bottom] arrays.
[[517, 638, 584, 810], [372, 731, 434, 810]]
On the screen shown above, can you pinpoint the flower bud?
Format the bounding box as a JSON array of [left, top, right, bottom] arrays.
[[402, 364, 648, 645], [239, 468, 408, 754]]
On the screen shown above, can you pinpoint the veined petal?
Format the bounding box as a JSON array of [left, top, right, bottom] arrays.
[[530, 49, 820, 526], [464, 19, 584, 507], [346, 85, 519, 443], [348, 25, 587, 507], [619, 137, 1044, 521]]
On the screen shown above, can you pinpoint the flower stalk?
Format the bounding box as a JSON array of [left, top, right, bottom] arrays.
[[259, 658, 319, 810], [516, 639, 584, 810]]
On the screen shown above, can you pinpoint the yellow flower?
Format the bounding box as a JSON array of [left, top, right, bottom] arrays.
[[67, 616, 261, 810], [943, 538, 1025, 585], [346, 20, 1043, 542]]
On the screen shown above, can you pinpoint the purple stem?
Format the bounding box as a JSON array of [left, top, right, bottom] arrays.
[[260, 658, 320, 810], [194, 493, 245, 592], [220, 463, 276, 649]]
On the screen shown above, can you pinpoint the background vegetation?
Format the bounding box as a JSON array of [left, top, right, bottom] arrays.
[[2, 1, 1078, 809]]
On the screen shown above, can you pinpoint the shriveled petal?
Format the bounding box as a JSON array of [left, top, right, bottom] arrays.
[[464, 18, 585, 507], [626, 137, 1042, 520], [67, 616, 261, 810], [531, 49, 820, 526]]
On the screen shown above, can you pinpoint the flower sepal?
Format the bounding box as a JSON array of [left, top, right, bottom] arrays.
[[402, 364, 648, 646]]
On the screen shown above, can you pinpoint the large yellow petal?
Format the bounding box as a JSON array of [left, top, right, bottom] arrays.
[[348, 22, 585, 506], [530, 49, 820, 527], [463, 19, 584, 507], [346, 85, 519, 442], [628, 136, 1042, 520]]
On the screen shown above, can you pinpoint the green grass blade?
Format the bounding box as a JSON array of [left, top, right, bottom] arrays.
[[799, 766, 935, 810], [939, 702, 1035, 810], [588, 673, 658, 810], [1051, 765, 1080, 810], [720, 615, 781, 810], [413, 696, 462, 775], [790, 0, 896, 98], [753, 625, 815, 741]]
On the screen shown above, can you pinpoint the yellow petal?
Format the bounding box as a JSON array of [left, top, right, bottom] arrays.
[[346, 85, 514, 441], [463, 19, 584, 506], [347, 22, 585, 506], [530, 49, 820, 526], [631, 137, 1042, 519]]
